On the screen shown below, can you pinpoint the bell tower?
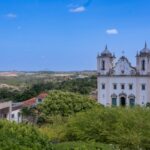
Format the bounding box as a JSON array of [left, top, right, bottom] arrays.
[[136, 42, 150, 75], [97, 45, 115, 75]]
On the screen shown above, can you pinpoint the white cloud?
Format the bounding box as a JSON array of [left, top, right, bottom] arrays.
[[69, 6, 86, 13], [5, 13, 17, 19], [106, 29, 119, 35]]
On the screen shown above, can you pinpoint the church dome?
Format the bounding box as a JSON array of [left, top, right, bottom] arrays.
[[100, 45, 113, 57], [139, 42, 150, 55]]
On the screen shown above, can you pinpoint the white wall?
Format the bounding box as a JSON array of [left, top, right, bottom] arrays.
[[97, 76, 150, 106], [8, 109, 22, 123]]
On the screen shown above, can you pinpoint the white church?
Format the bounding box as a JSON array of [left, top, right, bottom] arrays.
[[97, 43, 150, 106]]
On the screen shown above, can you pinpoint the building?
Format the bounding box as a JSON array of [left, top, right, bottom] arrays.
[[0, 101, 22, 123], [0, 101, 12, 120], [0, 93, 48, 123], [21, 93, 48, 123], [22, 93, 48, 107], [97, 43, 150, 106], [11, 102, 23, 123]]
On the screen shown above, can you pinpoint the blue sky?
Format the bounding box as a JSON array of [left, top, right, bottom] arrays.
[[0, 0, 150, 71]]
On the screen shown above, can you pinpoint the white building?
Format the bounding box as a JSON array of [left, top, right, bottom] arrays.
[[0, 101, 22, 123], [97, 43, 150, 106], [10, 103, 22, 123], [0, 93, 48, 123], [0, 101, 12, 120]]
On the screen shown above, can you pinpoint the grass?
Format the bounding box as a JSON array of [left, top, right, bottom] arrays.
[[53, 142, 114, 150]]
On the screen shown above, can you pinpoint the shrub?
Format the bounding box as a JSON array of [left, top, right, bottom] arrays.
[[65, 107, 150, 149], [53, 141, 113, 150], [0, 120, 52, 150]]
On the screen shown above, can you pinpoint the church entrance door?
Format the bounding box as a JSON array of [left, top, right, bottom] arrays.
[[120, 97, 126, 106]]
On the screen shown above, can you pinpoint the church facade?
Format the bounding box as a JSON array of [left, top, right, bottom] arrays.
[[97, 43, 150, 106]]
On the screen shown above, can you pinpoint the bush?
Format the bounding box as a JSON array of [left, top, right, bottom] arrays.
[[0, 120, 52, 150], [65, 107, 150, 150], [53, 142, 113, 150], [57, 76, 97, 95]]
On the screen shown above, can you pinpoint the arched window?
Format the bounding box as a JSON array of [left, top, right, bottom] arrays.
[[142, 60, 145, 71], [101, 60, 105, 70], [111, 94, 117, 106], [128, 94, 135, 107], [129, 99, 135, 107], [112, 98, 117, 106]]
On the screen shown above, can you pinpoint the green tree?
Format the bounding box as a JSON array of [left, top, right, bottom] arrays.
[[0, 120, 52, 150], [36, 90, 99, 124], [57, 76, 97, 95], [21, 107, 39, 124], [64, 107, 150, 150]]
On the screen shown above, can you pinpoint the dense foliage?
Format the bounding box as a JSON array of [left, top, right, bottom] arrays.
[[0, 120, 52, 150], [1, 90, 150, 149], [36, 90, 98, 124], [15, 82, 56, 102], [20, 90, 150, 149], [53, 142, 112, 150], [38, 106, 150, 149], [64, 107, 150, 150], [0, 88, 19, 101], [0, 76, 97, 102], [57, 76, 97, 94]]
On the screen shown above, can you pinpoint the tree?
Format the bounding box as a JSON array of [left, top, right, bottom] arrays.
[[64, 107, 150, 149], [0, 120, 52, 150], [21, 107, 38, 124], [36, 90, 99, 124], [57, 77, 97, 95]]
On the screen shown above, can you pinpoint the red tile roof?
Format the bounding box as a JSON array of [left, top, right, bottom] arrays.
[[22, 93, 48, 107], [37, 93, 48, 99], [22, 97, 36, 107]]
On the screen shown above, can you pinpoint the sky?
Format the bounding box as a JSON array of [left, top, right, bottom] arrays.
[[0, 0, 150, 71]]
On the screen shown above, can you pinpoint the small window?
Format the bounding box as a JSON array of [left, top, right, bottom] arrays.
[[11, 114, 14, 118], [38, 98, 42, 103], [141, 60, 145, 71], [101, 84, 105, 89], [130, 99, 135, 107], [112, 98, 117, 106], [4, 114, 7, 118], [142, 84, 146, 90], [129, 84, 133, 90], [18, 112, 21, 117], [121, 70, 125, 74], [113, 84, 117, 90], [101, 60, 105, 70], [121, 84, 125, 90]]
